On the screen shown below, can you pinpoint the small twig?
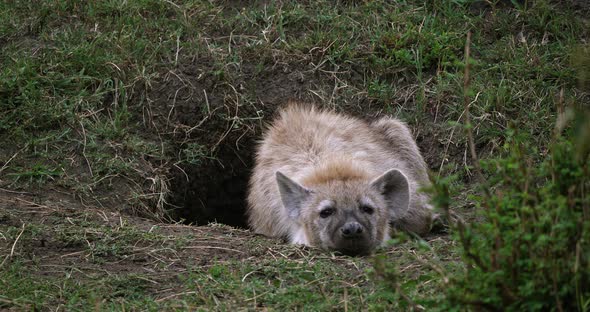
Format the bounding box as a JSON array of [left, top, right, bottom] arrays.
[[182, 246, 244, 253], [166, 86, 183, 125], [14, 198, 51, 209], [156, 291, 199, 302], [9, 223, 26, 258], [462, 31, 483, 181], [344, 287, 348, 312], [554, 87, 566, 138], [0, 144, 28, 176], [0, 188, 33, 195], [60, 251, 85, 258], [79, 120, 93, 177], [245, 289, 272, 302], [106, 62, 122, 73], [203, 89, 211, 115], [552, 265, 565, 312], [175, 33, 181, 66], [162, 0, 181, 9], [172, 163, 189, 182], [241, 269, 260, 282]]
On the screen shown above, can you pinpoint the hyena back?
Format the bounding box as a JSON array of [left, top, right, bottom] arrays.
[[247, 103, 433, 255]]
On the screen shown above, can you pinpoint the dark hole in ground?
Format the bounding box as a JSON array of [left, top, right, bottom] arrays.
[[168, 140, 255, 228], [150, 54, 318, 228]]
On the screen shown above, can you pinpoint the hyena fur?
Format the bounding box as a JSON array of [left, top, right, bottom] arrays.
[[247, 103, 433, 255]]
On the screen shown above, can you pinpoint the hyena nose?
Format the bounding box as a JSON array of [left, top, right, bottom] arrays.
[[341, 222, 364, 238]]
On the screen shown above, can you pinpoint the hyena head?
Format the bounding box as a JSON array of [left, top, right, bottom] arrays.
[[276, 169, 410, 256]]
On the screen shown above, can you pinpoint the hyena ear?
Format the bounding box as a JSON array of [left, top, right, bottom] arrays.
[[370, 169, 410, 217], [276, 171, 311, 220]]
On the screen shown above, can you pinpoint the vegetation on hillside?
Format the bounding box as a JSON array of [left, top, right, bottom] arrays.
[[1, 0, 588, 310]]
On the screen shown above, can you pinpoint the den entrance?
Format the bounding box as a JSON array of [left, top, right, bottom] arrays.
[[169, 140, 255, 228]]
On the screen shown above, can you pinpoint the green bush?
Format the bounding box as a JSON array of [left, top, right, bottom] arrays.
[[436, 113, 590, 311]]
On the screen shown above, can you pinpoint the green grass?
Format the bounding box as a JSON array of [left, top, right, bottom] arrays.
[[0, 0, 588, 310], [1, 0, 587, 188], [0, 201, 455, 310], [1, 262, 161, 310]]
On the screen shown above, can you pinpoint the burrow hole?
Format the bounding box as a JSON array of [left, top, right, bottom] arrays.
[[167, 139, 255, 228]]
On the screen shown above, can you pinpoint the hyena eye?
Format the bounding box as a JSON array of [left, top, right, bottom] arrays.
[[319, 208, 335, 218], [360, 205, 375, 215]]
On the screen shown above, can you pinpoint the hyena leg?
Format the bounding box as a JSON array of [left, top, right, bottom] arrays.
[[370, 117, 433, 236], [393, 200, 434, 236]]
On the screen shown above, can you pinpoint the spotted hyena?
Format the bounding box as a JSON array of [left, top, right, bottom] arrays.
[[247, 103, 433, 255]]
